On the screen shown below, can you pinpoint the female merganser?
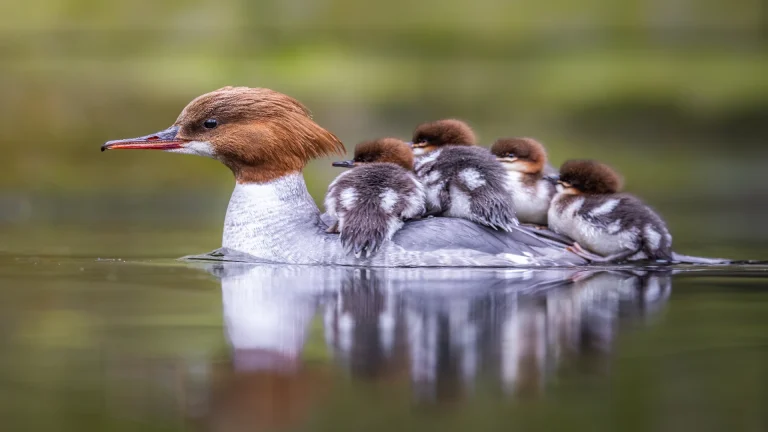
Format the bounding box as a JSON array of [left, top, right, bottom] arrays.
[[325, 138, 426, 258], [410, 119, 520, 231], [548, 160, 673, 263], [491, 137, 556, 226], [100, 86, 586, 266]]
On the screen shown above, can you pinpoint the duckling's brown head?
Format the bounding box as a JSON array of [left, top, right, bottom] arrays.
[[558, 160, 623, 195], [332, 138, 414, 171], [490, 138, 548, 174], [410, 119, 477, 156], [102, 86, 345, 183]]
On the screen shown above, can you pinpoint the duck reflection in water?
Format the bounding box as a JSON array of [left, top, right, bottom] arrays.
[[201, 263, 671, 428]]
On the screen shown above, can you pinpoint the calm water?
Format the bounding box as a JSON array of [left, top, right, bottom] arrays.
[[1, 227, 767, 432]]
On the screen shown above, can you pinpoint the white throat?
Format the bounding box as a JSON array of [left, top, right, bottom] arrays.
[[222, 173, 331, 263]]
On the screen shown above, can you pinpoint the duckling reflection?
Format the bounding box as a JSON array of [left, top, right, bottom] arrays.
[[319, 268, 672, 401], [499, 270, 672, 397]]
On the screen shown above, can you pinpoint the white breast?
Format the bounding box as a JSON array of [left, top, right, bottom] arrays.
[[506, 172, 552, 225]]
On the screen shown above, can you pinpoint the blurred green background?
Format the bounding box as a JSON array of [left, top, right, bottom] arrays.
[[0, 0, 766, 259], [1, 3, 767, 432]]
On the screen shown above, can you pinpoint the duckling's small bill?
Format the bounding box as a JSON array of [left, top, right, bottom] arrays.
[[332, 160, 356, 168]]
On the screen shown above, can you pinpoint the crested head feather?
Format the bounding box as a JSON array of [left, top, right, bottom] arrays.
[[174, 86, 345, 183]]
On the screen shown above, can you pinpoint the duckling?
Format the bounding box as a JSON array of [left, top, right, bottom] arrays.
[[410, 119, 519, 231], [548, 160, 673, 263], [325, 138, 426, 258], [490, 137, 556, 226]]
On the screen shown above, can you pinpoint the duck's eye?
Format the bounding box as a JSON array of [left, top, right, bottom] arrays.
[[507, 152, 516, 158], [203, 119, 218, 129]]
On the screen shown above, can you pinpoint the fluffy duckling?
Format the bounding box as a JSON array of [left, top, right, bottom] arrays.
[[548, 160, 673, 262], [325, 138, 426, 258], [491, 137, 556, 225], [410, 119, 519, 231]]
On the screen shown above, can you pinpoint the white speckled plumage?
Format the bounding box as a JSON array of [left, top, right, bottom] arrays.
[[548, 195, 640, 256], [589, 199, 620, 217], [415, 146, 519, 230], [548, 192, 673, 260], [380, 188, 399, 212], [459, 168, 486, 190]]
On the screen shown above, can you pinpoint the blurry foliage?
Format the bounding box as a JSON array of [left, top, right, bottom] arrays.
[[0, 0, 765, 194]]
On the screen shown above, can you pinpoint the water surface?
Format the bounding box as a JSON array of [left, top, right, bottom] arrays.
[[1, 247, 766, 432]]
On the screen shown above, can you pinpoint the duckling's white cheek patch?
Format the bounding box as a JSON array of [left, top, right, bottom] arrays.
[[168, 141, 215, 158]]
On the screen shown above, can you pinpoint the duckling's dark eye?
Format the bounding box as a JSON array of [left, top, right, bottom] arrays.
[[203, 119, 218, 129], [507, 152, 516, 158]]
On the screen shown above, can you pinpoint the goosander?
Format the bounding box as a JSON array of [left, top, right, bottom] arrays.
[[548, 160, 673, 262], [325, 138, 425, 257], [491, 137, 556, 225], [99, 86, 590, 266], [410, 119, 520, 231]]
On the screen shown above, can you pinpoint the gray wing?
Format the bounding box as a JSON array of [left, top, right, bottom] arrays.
[[393, 216, 583, 264]]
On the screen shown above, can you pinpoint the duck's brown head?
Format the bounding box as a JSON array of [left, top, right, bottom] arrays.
[[410, 119, 477, 156], [557, 160, 623, 195], [332, 138, 414, 171], [490, 137, 548, 175], [102, 86, 345, 183]]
